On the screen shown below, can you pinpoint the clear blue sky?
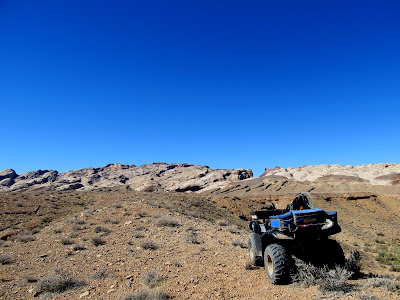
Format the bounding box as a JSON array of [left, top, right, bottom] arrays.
[[1, 1, 399, 177]]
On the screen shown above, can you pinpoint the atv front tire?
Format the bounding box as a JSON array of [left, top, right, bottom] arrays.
[[264, 243, 291, 284], [248, 235, 263, 266]]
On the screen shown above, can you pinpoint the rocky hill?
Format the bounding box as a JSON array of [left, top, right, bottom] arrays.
[[0, 163, 253, 193], [260, 163, 400, 186]]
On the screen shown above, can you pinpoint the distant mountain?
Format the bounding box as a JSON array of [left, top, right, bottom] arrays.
[[0, 163, 253, 192]]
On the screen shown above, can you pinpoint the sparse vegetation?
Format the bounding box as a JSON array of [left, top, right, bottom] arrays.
[[135, 210, 148, 217], [185, 232, 202, 244], [363, 277, 400, 292], [0, 255, 13, 265], [89, 269, 111, 280], [120, 289, 168, 300], [293, 260, 353, 294], [318, 266, 353, 293], [60, 237, 75, 245], [36, 269, 85, 294], [72, 244, 86, 251], [11, 231, 36, 243], [94, 225, 111, 235], [231, 238, 247, 248], [245, 259, 256, 270], [226, 225, 239, 234], [375, 241, 400, 272], [157, 217, 180, 227], [92, 236, 106, 246], [141, 270, 163, 288], [345, 250, 362, 278], [141, 241, 159, 250]]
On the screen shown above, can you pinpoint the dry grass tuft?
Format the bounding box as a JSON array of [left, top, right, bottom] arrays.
[[72, 244, 86, 251], [36, 269, 85, 295], [141, 241, 159, 250], [231, 238, 247, 248], [89, 269, 111, 280], [11, 231, 36, 243], [120, 288, 168, 300], [92, 236, 106, 246], [0, 255, 13, 265], [94, 226, 111, 235], [157, 217, 180, 227], [141, 270, 163, 288], [185, 232, 202, 244], [60, 237, 75, 245], [345, 250, 362, 278], [293, 259, 353, 293], [363, 277, 400, 292]]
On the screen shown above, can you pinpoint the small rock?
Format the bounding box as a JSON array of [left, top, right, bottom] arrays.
[[107, 289, 115, 294], [79, 291, 90, 298], [124, 221, 132, 226]]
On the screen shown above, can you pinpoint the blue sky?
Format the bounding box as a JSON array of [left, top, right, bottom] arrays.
[[1, 1, 399, 177]]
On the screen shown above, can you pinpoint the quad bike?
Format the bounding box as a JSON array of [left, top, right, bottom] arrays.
[[248, 192, 344, 284]]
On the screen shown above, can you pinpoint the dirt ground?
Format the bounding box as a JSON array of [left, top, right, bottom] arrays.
[[1, 189, 399, 299]]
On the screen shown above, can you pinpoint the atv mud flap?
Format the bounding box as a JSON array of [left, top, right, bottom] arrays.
[[252, 233, 263, 257]]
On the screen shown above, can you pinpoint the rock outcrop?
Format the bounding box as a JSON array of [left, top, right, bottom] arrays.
[[259, 163, 400, 185], [0, 163, 253, 192]]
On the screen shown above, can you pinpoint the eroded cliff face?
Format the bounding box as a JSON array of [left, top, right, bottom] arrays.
[[0, 163, 253, 192], [260, 163, 400, 186]]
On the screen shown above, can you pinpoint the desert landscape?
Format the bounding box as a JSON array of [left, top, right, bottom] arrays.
[[1, 163, 400, 299]]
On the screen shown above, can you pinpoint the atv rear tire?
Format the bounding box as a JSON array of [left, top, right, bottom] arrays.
[[248, 235, 263, 266], [264, 243, 291, 285]]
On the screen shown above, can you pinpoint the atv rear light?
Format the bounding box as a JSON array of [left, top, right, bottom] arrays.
[[321, 219, 333, 230]]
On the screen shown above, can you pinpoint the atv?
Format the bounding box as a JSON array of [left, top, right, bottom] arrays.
[[248, 192, 344, 284]]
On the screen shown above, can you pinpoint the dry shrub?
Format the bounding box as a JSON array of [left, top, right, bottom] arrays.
[[92, 236, 106, 246], [363, 277, 400, 292], [157, 217, 180, 227], [185, 232, 202, 244], [245, 259, 257, 270], [0, 255, 12, 265], [293, 259, 353, 293], [72, 244, 86, 251], [72, 224, 84, 231], [318, 266, 353, 293], [141, 241, 158, 250], [89, 270, 110, 280], [345, 250, 362, 278], [226, 225, 239, 234], [120, 289, 168, 300], [135, 210, 148, 217], [36, 269, 85, 294], [11, 232, 36, 243], [26, 275, 37, 283], [141, 270, 163, 288], [61, 237, 74, 245], [94, 226, 111, 235], [231, 238, 247, 248], [216, 220, 228, 226]]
